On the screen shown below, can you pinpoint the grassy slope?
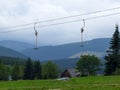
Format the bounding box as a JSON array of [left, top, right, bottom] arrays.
[[0, 76, 120, 90]]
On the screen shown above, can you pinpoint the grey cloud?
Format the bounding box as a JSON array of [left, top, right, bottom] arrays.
[[0, 0, 120, 45]]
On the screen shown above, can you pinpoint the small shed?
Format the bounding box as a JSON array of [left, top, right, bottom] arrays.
[[60, 69, 80, 78]]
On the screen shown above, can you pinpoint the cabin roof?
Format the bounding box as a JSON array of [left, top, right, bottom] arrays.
[[60, 68, 80, 77]]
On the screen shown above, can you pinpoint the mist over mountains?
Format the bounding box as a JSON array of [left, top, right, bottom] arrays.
[[0, 38, 110, 61]]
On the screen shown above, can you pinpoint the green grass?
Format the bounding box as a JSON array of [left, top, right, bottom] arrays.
[[0, 76, 120, 90]]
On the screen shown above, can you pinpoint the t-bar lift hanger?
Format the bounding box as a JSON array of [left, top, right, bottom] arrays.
[[34, 22, 38, 49], [80, 19, 85, 47]]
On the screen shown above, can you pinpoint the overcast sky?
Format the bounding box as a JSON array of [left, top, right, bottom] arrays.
[[0, 0, 120, 46]]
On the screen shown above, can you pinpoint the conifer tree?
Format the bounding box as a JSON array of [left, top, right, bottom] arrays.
[[34, 60, 42, 79], [23, 58, 34, 80], [0, 61, 9, 80], [105, 24, 120, 75], [11, 62, 20, 80]]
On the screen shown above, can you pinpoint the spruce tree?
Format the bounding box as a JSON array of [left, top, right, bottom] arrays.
[[23, 58, 34, 80], [105, 24, 120, 75], [11, 62, 20, 80], [34, 60, 42, 79], [0, 62, 9, 80]]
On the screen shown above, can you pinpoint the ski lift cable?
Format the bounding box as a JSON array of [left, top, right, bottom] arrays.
[[1, 6, 120, 30], [0, 12, 120, 33]]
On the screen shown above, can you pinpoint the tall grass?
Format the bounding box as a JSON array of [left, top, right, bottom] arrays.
[[0, 76, 120, 90]]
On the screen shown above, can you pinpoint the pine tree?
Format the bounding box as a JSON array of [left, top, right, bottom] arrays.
[[0, 62, 9, 80], [34, 60, 42, 79], [105, 24, 120, 75], [23, 58, 34, 80], [11, 62, 20, 80]]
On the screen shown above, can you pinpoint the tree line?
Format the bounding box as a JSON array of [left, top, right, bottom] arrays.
[[0, 58, 58, 81]]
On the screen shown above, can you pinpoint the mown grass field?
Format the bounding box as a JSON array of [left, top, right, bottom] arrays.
[[0, 76, 120, 90]]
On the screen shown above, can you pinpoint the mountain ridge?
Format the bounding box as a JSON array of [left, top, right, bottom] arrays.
[[0, 45, 26, 58], [0, 38, 110, 60], [22, 38, 110, 60], [0, 40, 34, 52]]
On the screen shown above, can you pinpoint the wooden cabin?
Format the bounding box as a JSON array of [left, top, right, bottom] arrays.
[[60, 69, 80, 78]]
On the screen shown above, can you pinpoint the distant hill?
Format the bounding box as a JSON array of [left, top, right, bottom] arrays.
[[0, 40, 34, 52], [45, 58, 79, 70], [21, 38, 110, 61], [0, 38, 109, 73], [0, 45, 26, 58]]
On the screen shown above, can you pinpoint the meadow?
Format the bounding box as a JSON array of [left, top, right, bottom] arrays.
[[0, 76, 120, 90]]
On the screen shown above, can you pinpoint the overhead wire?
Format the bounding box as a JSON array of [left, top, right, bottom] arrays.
[[0, 12, 120, 33], [0, 6, 120, 30]]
